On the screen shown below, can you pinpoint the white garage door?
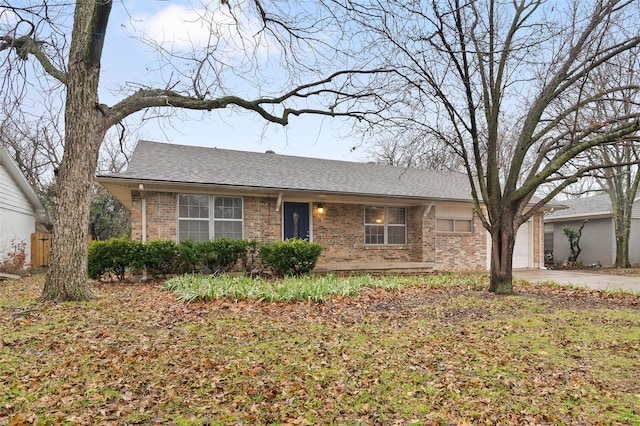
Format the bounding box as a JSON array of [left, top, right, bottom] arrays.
[[513, 222, 530, 268]]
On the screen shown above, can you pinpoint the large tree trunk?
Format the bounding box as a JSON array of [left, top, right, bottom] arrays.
[[41, 1, 110, 302], [41, 130, 104, 301], [613, 210, 631, 268], [489, 216, 517, 294]]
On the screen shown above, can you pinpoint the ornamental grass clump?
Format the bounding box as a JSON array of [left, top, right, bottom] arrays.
[[162, 274, 403, 303]]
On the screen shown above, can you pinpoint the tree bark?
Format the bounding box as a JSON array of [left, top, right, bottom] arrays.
[[613, 208, 632, 268], [41, 0, 110, 302], [489, 214, 516, 294]]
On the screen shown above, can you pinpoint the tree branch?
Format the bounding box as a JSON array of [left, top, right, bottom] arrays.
[[103, 68, 393, 128], [0, 35, 67, 84]]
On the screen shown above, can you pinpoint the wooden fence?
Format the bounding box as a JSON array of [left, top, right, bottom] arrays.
[[31, 233, 51, 268]]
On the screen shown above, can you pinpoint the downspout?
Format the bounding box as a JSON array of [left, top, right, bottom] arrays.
[[139, 184, 147, 243], [139, 184, 147, 281], [422, 203, 434, 266]]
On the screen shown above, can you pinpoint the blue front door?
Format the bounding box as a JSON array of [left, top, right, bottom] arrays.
[[283, 202, 310, 240]]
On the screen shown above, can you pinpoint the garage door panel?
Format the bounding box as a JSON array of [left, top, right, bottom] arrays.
[[513, 222, 529, 268]]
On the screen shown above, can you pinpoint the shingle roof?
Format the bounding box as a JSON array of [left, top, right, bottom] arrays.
[[545, 194, 612, 219], [106, 140, 474, 201]]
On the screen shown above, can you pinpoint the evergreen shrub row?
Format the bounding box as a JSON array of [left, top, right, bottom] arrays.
[[87, 237, 322, 280]]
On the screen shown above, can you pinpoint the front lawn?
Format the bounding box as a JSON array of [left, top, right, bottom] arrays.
[[1, 275, 639, 425]]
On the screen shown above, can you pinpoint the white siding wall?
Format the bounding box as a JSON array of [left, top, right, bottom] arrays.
[[632, 200, 640, 220], [629, 218, 640, 265], [552, 219, 614, 266], [0, 163, 36, 265]]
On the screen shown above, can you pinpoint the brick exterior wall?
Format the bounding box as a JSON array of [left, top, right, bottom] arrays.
[[243, 196, 281, 243], [127, 189, 544, 272], [434, 212, 487, 271], [131, 191, 177, 241], [532, 213, 543, 268], [312, 203, 419, 264]]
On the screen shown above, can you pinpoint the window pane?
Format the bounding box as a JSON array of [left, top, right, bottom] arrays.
[[214, 221, 243, 239], [232, 197, 243, 216], [387, 207, 406, 224], [455, 219, 472, 232], [365, 224, 385, 244], [365, 206, 385, 224], [387, 225, 406, 244], [179, 194, 208, 218], [436, 218, 454, 232], [214, 197, 243, 219], [178, 220, 209, 242]]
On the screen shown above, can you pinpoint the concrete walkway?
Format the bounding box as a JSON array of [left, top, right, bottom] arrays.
[[514, 269, 640, 293]]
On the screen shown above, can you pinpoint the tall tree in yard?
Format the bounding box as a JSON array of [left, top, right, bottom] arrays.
[[0, 1, 387, 301], [585, 52, 640, 268], [341, 0, 640, 292]]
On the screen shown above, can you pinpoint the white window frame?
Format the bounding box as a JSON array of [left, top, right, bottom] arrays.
[[364, 206, 407, 245], [177, 194, 244, 242]]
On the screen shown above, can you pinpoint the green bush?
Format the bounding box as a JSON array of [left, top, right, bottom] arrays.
[[176, 240, 204, 273], [89, 237, 262, 280], [210, 238, 250, 272], [241, 240, 261, 274], [143, 240, 180, 278], [259, 239, 322, 277], [177, 238, 250, 273], [87, 237, 142, 280]]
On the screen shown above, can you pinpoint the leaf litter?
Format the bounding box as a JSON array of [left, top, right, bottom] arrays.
[[1, 276, 639, 425]]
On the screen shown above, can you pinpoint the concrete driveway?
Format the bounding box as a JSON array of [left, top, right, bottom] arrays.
[[514, 269, 640, 293]]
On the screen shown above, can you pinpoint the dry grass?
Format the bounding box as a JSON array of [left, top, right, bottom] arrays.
[[1, 275, 639, 425]]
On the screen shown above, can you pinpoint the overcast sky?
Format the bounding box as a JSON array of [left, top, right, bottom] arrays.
[[99, 1, 371, 162]]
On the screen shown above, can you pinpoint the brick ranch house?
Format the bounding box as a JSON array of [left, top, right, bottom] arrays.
[[97, 140, 546, 273]]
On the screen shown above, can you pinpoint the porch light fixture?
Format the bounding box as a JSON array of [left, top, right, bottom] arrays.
[[317, 203, 325, 214]]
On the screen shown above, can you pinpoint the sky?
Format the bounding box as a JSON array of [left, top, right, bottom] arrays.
[[98, 1, 373, 162]]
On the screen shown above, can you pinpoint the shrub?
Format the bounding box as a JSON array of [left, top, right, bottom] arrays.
[[143, 240, 180, 278], [241, 240, 261, 274], [259, 239, 322, 276], [210, 238, 249, 272], [88, 238, 259, 280], [88, 237, 142, 280], [176, 240, 202, 273], [0, 240, 28, 274], [177, 239, 250, 273]]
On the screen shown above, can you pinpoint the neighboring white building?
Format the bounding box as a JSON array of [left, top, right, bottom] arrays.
[[545, 194, 640, 266], [0, 145, 45, 267]]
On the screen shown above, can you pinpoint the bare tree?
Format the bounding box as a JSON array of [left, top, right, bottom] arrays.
[[583, 51, 640, 268], [0, 108, 62, 192], [0, 1, 389, 301], [366, 128, 465, 170], [338, 0, 640, 292]]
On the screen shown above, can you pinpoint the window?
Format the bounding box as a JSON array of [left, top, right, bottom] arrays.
[[435, 205, 473, 233], [178, 195, 243, 241], [178, 194, 209, 242], [213, 197, 243, 239], [435, 218, 472, 233], [364, 206, 406, 245]]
